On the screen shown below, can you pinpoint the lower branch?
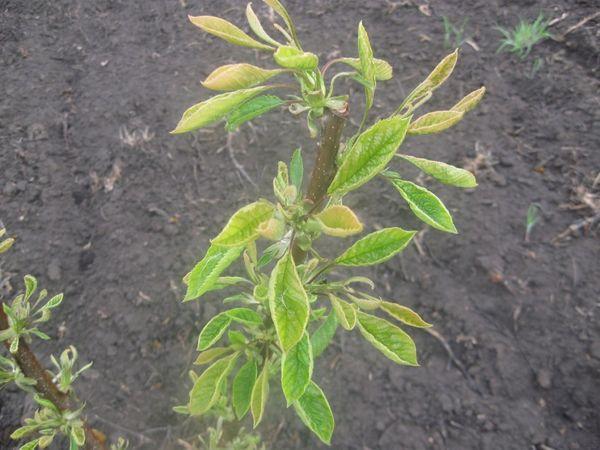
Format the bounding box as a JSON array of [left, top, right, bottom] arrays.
[[0, 306, 107, 450]]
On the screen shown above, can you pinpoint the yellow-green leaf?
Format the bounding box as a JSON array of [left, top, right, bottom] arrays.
[[357, 311, 418, 366], [282, 333, 313, 405], [0, 237, 14, 254], [380, 301, 432, 328], [386, 174, 457, 233], [189, 353, 239, 415], [315, 205, 363, 237], [172, 86, 273, 134], [268, 252, 309, 351], [335, 227, 416, 266], [451, 86, 486, 114], [358, 21, 376, 109], [251, 361, 270, 427], [293, 381, 335, 445], [194, 347, 233, 365], [197, 313, 232, 350], [274, 46, 318, 70], [184, 244, 244, 301], [399, 155, 477, 188], [233, 359, 257, 419], [263, 0, 299, 46], [202, 64, 283, 91], [424, 49, 458, 90], [246, 3, 281, 47], [328, 116, 411, 195], [408, 110, 464, 135], [212, 201, 275, 247], [339, 57, 393, 80], [329, 295, 357, 330], [189, 15, 273, 50]]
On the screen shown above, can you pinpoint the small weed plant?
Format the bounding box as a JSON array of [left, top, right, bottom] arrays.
[[496, 14, 552, 59], [442, 16, 469, 49], [172, 0, 484, 445]]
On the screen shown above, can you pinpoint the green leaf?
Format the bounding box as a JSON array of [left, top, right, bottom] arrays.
[[451, 86, 486, 113], [328, 116, 411, 195], [263, 0, 299, 46], [40, 293, 64, 311], [289, 148, 304, 192], [233, 359, 258, 419], [268, 252, 310, 352], [310, 312, 338, 358], [315, 205, 363, 237], [24, 275, 37, 301], [274, 46, 318, 70], [197, 314, 232, 351], [11, 425, 37, 440], [282, 334, 313, 405], [171, 86, 272, 134], [189, 353, 239, 415], [357, 21, 376, 109], [339, 57, 393, 81], [329, 295, 357, 330], [246, 3, 281, 47], [380, 301, 432, 328], [19, 440, 40, 450], [225, 307, 263, 326], [212, 201, 275, 247], [251, 361, 270, 427], [71, 426, 85, 446], [357, 311, 418, 366], [408, 110, 464, 135], [203, 64, 284, 91], [188, 15, 273, 50], [293, 381, 335, 445], [226, 95, 284, 131], [385, 174, 457, 233], [399, 155, 477, 188], [194, 347, 233, 365], [184, 245, 244, 301], [335, 227, 416, 266]]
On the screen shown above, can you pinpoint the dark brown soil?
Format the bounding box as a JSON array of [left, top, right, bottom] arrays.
[[1, 1, 599, 449]]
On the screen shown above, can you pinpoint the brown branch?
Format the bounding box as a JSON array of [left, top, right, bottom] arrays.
[[0, 306, 108, 449], [292, 106, 348, 263]]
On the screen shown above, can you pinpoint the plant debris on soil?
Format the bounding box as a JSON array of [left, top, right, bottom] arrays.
[[1, 1, 599, 449]]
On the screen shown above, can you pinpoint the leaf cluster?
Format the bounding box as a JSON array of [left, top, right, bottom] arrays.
[[171, 0, 486, 445]]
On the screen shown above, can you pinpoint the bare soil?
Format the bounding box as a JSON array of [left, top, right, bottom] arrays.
[[1, 0, 599, 449]]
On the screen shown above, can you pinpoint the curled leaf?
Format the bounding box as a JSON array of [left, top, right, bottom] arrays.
[[202, 64, 284, 91], [246, 3, 281, 47], [339, 57, 393, 80], [408, 110, 464, 135], [212, 201, 275, 247], [315, 205, 363, 237], [380, 301, 432, 328], [274, 46, 318, 70], [399, 155, 477, 188], [172, 86, 273, 134], [451, 86, 486, 114], [189, 15, 274, 50]]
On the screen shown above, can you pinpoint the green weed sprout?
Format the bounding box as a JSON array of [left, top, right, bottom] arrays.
[[442, 16, 469, 49], [172, 0, 484, 445], [525, 203, 542, 242], [496, 14, 552, 59]]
